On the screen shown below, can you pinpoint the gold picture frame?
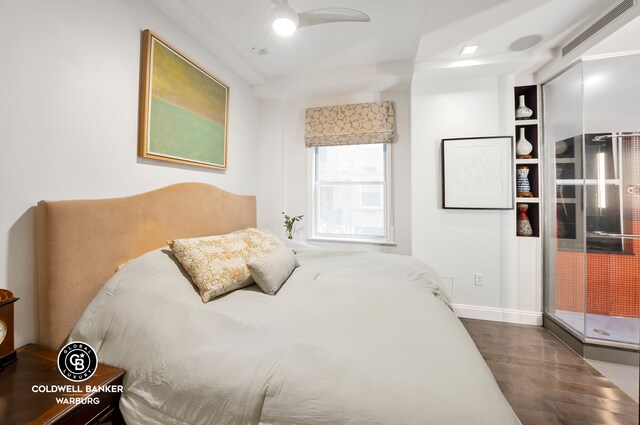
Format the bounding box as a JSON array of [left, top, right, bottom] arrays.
[[138, 29, 229, 170]]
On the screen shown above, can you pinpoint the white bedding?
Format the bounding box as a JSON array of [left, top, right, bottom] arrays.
[[70, 247, 521, 425]]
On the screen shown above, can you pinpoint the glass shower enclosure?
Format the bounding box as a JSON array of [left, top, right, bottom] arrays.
[[543, 54, 640, 350]]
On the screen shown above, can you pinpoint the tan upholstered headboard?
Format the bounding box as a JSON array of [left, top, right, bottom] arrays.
[[36, 183, 256, 349]]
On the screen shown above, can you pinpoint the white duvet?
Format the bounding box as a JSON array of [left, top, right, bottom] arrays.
[[70, 247, 521, 425]]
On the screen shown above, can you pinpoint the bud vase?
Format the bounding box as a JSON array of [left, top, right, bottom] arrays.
[[515, 95, 533, 119], [516, 127, 533, 158], [555, 140, 568, 155], [516, 165, 533, 197], [517, 204, 534, 236]]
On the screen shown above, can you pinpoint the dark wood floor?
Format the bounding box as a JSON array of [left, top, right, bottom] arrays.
[[462, 318, 639, 425]]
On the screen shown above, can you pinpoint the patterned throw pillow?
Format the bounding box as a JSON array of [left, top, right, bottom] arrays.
[[169, 229, 280, 302]]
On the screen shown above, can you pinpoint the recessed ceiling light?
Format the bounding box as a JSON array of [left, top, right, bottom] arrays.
[[460, 45, 479, 55], [508, 35, 543, 52]]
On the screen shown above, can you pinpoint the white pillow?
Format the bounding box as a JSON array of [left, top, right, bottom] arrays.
[[247, 244, 297, 295]]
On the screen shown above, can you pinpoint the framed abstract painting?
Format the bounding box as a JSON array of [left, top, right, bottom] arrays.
[[138, 29, 229, 170], [442, 136, 514, 209]]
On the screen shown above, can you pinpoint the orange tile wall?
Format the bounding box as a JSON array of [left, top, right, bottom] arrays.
[[556, 135, 639, 318], [556, 220, 640, 317]]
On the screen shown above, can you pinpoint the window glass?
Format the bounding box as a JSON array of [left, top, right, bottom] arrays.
[[313, 144, 389, 240]]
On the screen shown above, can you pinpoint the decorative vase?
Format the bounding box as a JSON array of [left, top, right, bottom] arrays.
[[516, 127, 533, 158], [516, 165, 533, 197], [517, 204, 534, 236], [515, 95, 533, 120], [556, 218, 568, 238], [555, 140, 568, 155]]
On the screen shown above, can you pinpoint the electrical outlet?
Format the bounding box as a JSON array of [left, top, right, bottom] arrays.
[[474, 273, 484, 286]]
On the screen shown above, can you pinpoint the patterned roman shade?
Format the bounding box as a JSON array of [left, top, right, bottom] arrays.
[[304, 101, 396, 147]]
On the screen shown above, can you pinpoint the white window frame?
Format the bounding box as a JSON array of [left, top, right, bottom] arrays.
[[308, 143, 395, 245]]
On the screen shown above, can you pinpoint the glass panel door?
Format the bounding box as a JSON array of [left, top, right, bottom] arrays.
[[543, 54, 640, 347], [543, 63, 587, 338], [582, 54, 640, 345]]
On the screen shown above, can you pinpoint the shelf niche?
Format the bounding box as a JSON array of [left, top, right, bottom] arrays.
[[514, 84, 541, 238], [514, 85, 538, 121], [516, 164, 539, 199], [515, 124, 539, 159]]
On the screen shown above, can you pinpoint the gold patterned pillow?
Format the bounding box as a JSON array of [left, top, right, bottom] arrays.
[[170, 229, 280, 302]]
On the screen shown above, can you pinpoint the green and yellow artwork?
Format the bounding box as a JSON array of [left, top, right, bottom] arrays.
[[139, 30, 228, 170]]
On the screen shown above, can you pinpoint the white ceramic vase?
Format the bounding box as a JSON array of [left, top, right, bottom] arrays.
[[515, 95, 533, 119], [516, 127, 533, 157], [555, 140, 568, 155]]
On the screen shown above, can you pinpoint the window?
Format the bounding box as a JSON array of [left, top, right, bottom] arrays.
[[311, 144, 393, 243]]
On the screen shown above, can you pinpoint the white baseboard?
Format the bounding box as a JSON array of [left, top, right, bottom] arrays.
[[453, 303, 542, 326]]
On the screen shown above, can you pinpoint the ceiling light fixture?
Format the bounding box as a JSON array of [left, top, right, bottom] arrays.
[[460, 45, 479, 55], [271, 1, 299, 36]]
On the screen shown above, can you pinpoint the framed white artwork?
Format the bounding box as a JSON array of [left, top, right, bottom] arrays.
[[442, 136, 514, 209]]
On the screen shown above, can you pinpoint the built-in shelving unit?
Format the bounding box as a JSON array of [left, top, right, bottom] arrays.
[[514, 85, 542, 237]]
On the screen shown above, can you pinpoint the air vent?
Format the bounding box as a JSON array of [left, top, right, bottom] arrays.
[[562, 0, 635, 57], [250, 47, 270, 56]]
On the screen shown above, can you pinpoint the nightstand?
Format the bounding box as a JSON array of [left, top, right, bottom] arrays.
[[0, 344, 125, 424]]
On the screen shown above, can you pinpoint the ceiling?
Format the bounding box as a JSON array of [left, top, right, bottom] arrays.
[[150, 0, 622, 91], [151, 0, 427, 82], [428, 0, 615, 60], [414, 0, 619, 81]]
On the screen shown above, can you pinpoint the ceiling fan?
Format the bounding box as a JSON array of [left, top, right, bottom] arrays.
[[270, 0, 370, 36]]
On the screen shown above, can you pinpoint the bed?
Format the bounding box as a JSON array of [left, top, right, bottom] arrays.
[[36, 183, 521, 425]]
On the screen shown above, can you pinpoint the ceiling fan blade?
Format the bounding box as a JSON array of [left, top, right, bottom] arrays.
[[298, 8, 370, 28]]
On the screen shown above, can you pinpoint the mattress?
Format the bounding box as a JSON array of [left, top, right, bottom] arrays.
[[70, 247, 521, 425]]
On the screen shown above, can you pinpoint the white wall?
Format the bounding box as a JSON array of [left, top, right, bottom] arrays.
[[410, 76, 541, 324], [257, 91, 412, 255], [0, 0, 260, 346]]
